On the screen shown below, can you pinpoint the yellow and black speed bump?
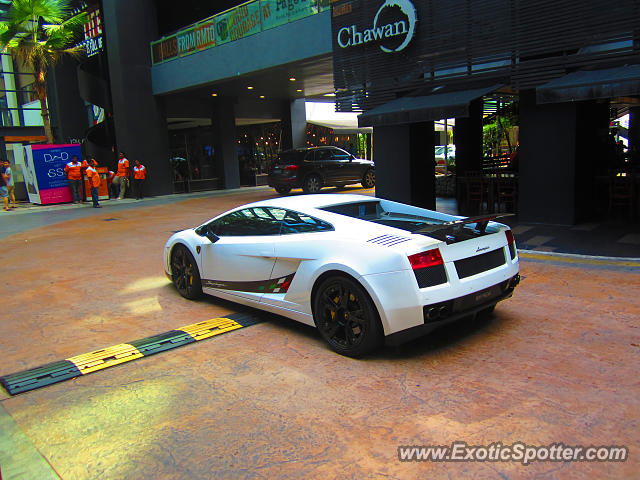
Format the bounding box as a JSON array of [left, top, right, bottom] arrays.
[[0, 312, 260, 395]]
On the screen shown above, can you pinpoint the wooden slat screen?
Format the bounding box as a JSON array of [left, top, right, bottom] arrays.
[[331, 0, 640, 112]]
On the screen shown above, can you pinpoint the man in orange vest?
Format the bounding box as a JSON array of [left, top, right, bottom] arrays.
[[107, 169, 116, 198], [85, 160, 102, 208], [114, 151, 130, 199], [133, 159, 147, 199], [64, 155, 84, 204]]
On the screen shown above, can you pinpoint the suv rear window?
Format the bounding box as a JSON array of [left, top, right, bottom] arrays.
[[276, 150, 303, 164]]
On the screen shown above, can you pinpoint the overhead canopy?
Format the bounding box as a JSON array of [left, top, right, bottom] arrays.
[[358, 84, 502, 127], [306, 120, 372, 134], [537, 64, 640, 104]]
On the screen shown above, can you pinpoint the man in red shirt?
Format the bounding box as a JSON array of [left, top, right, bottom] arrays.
[[133, 159, 147, 199], [114, 152, 130, 199], [64, 155, 83, 204]]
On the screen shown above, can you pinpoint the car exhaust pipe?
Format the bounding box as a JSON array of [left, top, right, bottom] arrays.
[[508, 274, 521, 289], [426, 307, 439, 321]]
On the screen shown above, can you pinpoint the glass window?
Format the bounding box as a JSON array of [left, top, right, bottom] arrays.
[[213, 207, 285, 236], [281, 210, 334, 234], [332, 148, 352, 160], [315, 149, 334, 161], [304, 150, 316, 161]]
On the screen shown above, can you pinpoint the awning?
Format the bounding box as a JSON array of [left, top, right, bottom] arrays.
[[306, 120, 372, 134], [358, 84, 501, 127], [537, 64, 640, 104]]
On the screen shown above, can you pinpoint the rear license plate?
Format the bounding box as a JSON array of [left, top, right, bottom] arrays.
[[453, 284, 502, 312]]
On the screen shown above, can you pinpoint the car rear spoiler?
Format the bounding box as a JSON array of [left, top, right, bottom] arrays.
[[414, 213, 515, 234]]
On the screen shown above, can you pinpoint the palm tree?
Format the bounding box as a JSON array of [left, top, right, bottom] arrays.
[[0, 0, 87, 143]]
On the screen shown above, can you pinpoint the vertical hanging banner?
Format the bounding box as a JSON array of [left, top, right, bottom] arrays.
[[23, 144, 83, 204]]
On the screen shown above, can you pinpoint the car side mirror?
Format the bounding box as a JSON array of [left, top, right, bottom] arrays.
[[195, 225, 219, 243]]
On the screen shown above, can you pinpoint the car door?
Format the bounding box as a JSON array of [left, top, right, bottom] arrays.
[[200, 206, 286, 302], [261, 209, 335, 315], [314, 148, 342, 184], [333, 148, 361, 182]]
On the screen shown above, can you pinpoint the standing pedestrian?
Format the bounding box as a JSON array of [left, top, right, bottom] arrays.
[[85, 159, 102, 208], [64, 155, 83, 204], [2, 160, 16, 208], [107, 168, 116, 198], [114, 152, 130, 199], [1, 160, 9, 211], [133, 159, 146, 199]]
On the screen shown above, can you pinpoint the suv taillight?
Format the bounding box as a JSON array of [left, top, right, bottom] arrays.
[[284, 164, 299, 172]]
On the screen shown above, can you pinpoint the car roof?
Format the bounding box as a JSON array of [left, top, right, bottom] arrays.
[[245, 194, 376, 213]]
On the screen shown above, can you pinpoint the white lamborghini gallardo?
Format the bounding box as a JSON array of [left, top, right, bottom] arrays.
[[164, 194, 520, 356]]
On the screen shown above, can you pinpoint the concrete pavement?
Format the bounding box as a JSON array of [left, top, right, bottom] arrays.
[[0, 186, 638, 479]]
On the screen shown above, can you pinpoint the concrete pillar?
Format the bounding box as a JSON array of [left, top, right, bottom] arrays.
[[454, 98, 483, 176], [280, 98, 306, 150], [102, 0, 172, 195], [519, 90, 577, 224], [212, 97, 239, 189], [629, 107, 640, 156], [374, 121, 435, 209], [290, 99, 306, 148]]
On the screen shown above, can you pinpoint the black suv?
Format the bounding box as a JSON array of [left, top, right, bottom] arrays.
[[268, 146, 375, 194]]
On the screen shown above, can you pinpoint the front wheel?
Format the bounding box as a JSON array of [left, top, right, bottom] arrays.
[[275, 185, 292, 194], [303, 174, 322, 194], [361, 169, 375, 188], [170, 245, 202, 299], [313, 275, 383, 357]]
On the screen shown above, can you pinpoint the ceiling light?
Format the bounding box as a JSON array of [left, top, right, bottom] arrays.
[[289, 77, 296, 81], [259, 95, 265, 99], [296, 89, 303, 93], [211, 93, 218, 97], [323, 93, 336, 97], [247, 86, 254, 90]]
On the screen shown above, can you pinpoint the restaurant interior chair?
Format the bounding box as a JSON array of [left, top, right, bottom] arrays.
[[496, 175, 518, 213], [464, 171, 487, 214], [608, 174, 635, 218]]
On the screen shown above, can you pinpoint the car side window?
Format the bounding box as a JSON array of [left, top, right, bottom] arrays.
[[212, 207, 286, 236], [304, 150, 316, 161], [332, 148, 351, 161], [281, 210, 334, 234], [315, 149, 334, 161]]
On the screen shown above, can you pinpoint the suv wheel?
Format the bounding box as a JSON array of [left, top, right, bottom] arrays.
[[275, 186, 292, 194], [303, 174, 322, 194], [361, 169, 375, 188]]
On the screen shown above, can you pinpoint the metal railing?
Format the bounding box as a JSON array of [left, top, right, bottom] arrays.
[[150, 0, 330, 65]]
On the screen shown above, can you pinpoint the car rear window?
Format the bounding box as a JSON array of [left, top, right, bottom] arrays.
[[276, 151, 303, 164]]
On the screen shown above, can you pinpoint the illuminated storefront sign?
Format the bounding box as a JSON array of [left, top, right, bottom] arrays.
[[336, 0, 417, 53], [82, 6, 103, 57]]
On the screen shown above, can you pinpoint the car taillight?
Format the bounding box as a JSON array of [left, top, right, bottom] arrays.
[[505, 230, 517, 259], [408, 248, 443, 270], [284, 164, 299, 172], [505, 230, 514, 245]]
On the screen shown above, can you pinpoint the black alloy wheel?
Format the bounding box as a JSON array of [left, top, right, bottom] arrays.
[[313, 275, 383, 357], [362, 169, 375, 188], [275, 185, 292, 194], [303, 174, 322, 193], [170, 245, 202, 299]]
